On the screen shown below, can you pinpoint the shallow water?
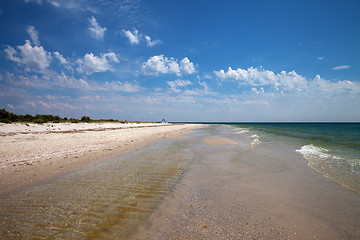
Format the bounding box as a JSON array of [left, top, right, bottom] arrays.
[[228, 123, 360, 193], [0, 136, 198, 239], [134, 124, 360, 240]]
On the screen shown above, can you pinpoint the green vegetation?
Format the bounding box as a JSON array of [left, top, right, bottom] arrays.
[[0, 109, 157, 124], [0, 109, 93, 123]]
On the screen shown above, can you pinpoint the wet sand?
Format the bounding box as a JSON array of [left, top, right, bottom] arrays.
[[0, 124, 359, 239], [134, 125, 360, 240]]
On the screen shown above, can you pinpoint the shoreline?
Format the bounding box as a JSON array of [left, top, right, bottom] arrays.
[[133, 125, 360, 240], [0, 122, 205, 197]]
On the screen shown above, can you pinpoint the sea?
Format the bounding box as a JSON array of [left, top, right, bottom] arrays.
[[223, 122, 360, 193]]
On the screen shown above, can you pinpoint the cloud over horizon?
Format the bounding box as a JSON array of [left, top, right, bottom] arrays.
[[1, 1, 359, 121], [214, 66, 359, 95]]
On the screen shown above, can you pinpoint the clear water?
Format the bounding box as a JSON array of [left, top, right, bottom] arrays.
[[227, 123, 360, 193], [0, 137, 197, 239]]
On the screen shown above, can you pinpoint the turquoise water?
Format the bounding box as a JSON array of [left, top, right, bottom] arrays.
[[226, 123, 360, 193]]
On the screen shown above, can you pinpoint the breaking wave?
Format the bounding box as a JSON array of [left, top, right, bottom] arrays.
[[296, 144, 360, 193]]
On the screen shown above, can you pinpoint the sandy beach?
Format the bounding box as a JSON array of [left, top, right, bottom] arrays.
[[0, 122, 202, 196], [0, 124, 359, 239]]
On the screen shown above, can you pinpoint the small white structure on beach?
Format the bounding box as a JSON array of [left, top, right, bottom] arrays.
[[161, 119, 167, 124]]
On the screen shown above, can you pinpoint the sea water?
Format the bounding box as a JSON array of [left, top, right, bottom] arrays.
[[228, 123, 360, 193]]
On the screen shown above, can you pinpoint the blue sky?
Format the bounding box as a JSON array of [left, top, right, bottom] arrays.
[[0, 0, 359, 122]]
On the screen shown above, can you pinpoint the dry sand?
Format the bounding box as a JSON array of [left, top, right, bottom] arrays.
[[0, 122, 203, 196]]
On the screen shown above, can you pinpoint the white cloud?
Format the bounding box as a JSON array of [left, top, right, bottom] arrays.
[[102, 81, 143, 92], [145, 35, 161, 47], [123, 29, 161, 47], [317, 56, 325, 60], [310, 75, 359, 94], [251, 87, 265, 94], [25, 0, 85, 11], [198, 81, 209, 91], [332, 65, 351, 71], [53, 51, 68, 65], [183, 81, 213, 96], [214, 66, 277, 86], [76, 52, 119, 75], [180, 57, 196, 74], [26, 26, 40, 46], [215, 66, 360, 96], [167, 80, 192, 92], [123, 29, 141, 45], [25, 0, 43, 4], [276, 70, 307, 91], [5, 40, 52, 72], [214, 67, 308, 91], [89, 16, 106, 40], [142, 55, 196, 76]]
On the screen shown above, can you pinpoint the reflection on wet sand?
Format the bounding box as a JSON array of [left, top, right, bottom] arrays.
[[0, 138, 195, 239]]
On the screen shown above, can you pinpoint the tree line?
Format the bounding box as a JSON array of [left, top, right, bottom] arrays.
[[0, 109, 117, 124], [0, 109, 156, 124]]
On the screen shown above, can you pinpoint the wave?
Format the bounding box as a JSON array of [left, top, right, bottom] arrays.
[[234, 128, 249, 134], [249, 134, 261, 146], [251, 138, 262, 146], [296, 144, 360, 193], [296, 144, 338, 160]]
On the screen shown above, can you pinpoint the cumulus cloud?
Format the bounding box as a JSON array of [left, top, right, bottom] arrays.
[[332, 65, 351, 70], [123, 29, 161, 47], [26, 26, 40, 46], [76, 52, 119, 75], [214, 67, 277, 86], [310, 75, 359, 94], [123, 29, 141, 45], [142, 55, 196, 76], [145, 35, 161, 47], [214, 66, 360, 95], [89, 16, 106, 40], [180, 57, 196, 74], [214, 67, 307, 91], [5, 40, 52, 72]]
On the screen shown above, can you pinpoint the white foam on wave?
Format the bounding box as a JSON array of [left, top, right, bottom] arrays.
[[247, 134, 261, 146], [234, 128, 249, 134], [296, 144, 332, 160], [251, 138, 262, 146], [296, 144, 360, 192]]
